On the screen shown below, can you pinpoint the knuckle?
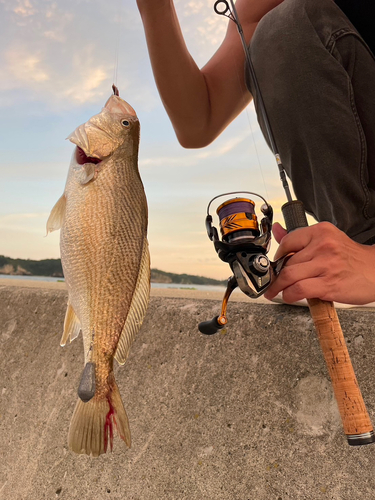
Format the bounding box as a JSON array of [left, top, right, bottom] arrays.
[[318, 221, 335, 233], [292, 281, 305, 296], [320, 242, 336, 255], [321, 291, 334, 302], [283, 281, 305, 303], [280, 266, 293, 282], [283, 289, 299, 303], [316, 235, 339, 254], [282, 290, 295, 304]]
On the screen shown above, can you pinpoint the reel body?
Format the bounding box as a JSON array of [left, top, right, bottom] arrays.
[[206, 192, 273, 299], [199, 192, 275, 335]]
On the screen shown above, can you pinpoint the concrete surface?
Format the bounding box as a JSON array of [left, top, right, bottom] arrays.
[[1, 282, 375, 500]]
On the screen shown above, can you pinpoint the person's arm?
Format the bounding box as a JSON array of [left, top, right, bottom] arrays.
[[137, 0, 284, 148]]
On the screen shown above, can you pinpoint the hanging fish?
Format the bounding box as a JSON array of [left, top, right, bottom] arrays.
[[47, 88, 150, 457]]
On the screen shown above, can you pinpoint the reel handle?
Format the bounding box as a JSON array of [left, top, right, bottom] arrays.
[[281, 201, 375, 445], [198, 316, 225, 335]]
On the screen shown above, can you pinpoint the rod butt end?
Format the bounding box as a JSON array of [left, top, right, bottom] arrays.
[[347, 431, 375, 446]]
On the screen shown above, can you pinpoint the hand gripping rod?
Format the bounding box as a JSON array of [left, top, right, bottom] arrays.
[[215, 0, 375, 445]]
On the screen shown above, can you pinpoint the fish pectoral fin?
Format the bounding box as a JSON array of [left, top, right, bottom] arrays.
[[61, 301, 81, 346], [46, 194, 66, 234], [114, 240, 150, 365], [75, 163, 96, 185]]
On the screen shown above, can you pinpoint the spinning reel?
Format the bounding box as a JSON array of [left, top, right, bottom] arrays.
[[199, 192, 287, 335]]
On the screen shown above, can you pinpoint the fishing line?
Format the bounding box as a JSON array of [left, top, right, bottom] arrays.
[[214, 0, 292, 203], [231, 39, 270, 201], [244, 102, 270, 201], [112, 0, 123, 86]]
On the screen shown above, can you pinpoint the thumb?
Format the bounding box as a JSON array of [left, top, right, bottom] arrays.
[[272, 222, 287, 244]]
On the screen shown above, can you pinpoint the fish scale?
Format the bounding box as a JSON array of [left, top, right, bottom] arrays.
[[47, 92, 150, 456]]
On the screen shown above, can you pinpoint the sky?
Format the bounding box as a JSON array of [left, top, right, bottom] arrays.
[[0, 0, 297, 280]]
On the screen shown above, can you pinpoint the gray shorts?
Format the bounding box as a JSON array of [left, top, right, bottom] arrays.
[[246, 0, 375, 244]]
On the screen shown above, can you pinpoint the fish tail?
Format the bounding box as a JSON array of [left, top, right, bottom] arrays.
[[68, 373, 131, 457]]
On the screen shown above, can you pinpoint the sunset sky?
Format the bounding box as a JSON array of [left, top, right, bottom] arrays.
[[0, 0, 298, 279]]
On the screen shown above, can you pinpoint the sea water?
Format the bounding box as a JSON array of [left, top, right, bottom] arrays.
[[0, 274, 228, 293]]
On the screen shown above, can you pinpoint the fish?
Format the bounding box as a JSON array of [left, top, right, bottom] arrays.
[[47, 88, 150, 457]]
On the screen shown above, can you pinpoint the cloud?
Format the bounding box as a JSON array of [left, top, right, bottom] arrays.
[[0, 0, 229, 111], [13, 0, 35, 18], [140, 126, 251, 168], [62, 45, 110, 103], [175, 0, 227, 61], [216, 130, 249, 155], [0, 1, 154, 109], [5, 47, 50, 84]]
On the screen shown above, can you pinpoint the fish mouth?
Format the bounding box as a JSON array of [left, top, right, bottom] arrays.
[[75, 146, 102, 166]]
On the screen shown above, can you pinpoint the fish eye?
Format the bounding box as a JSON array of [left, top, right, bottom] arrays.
[[121, 119, 130, 127]]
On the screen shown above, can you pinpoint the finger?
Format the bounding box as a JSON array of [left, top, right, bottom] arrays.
[[279, 245, 315, 267], [273, 226, 314, 260], [265, 260, 324, 300], [272, 222, 287, 244], [279, 277, 332, 304]]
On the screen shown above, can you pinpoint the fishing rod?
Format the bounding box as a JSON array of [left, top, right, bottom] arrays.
[[198, 0, 375, 446]]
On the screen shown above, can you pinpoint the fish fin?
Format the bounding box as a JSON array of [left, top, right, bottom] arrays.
[[114, 240, 150, 365], [75, 163, 96, 185], [68, 373, 131, 457], [60, 302, 81, 346], [46, 194, 66, 234]]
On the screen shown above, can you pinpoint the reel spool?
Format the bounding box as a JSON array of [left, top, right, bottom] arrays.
[[199, 192, 274, 335], [216, 198, 259, 243]]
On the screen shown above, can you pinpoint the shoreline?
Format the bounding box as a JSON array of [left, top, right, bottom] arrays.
[[0, 277, 259, 303]]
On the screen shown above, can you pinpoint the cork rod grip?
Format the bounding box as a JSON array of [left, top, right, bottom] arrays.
[[282, 200, 374, 444], [307, 298, 373, 443]]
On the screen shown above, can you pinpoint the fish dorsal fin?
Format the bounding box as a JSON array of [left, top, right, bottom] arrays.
[[46, 194, 66, 234], [61, 301, 81, 346], [114, 240, 150, 365]]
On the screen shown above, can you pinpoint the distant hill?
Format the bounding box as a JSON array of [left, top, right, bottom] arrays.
[[150, 269, 226, 286], [0, 255, 226, 286], [0, 255, 63, 277]]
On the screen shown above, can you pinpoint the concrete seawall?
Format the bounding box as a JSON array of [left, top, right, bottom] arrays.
[[1, 283, 375, 500]]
